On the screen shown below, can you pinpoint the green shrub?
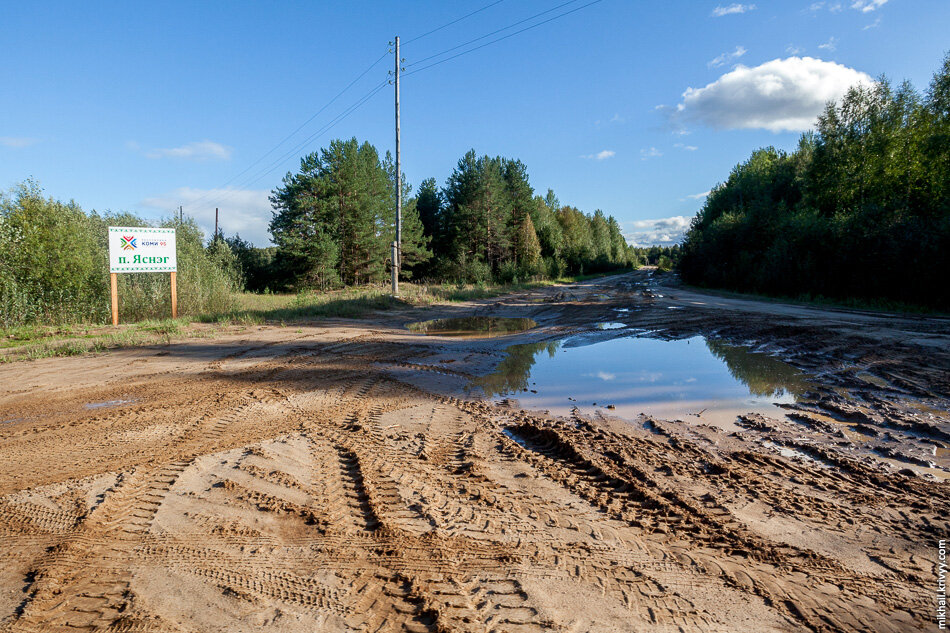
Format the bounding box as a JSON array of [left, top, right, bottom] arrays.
[[0, 180, 240, 327]]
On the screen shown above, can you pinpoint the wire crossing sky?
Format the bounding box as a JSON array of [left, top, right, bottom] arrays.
[[2, 0, 947, 246]]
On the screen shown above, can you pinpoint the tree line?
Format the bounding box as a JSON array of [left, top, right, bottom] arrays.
[[679, 53, 950, 310], [240, 140, 642, 292]]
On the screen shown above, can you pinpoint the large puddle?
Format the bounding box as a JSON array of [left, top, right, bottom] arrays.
[[471, 334, 812, 429], [407, 317, 536, 339]]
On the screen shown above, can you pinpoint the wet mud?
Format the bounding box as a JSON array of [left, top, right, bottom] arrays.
[[0, 269, 947, 632]]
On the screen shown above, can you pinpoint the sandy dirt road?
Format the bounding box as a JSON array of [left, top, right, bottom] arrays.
[[0, 270, 947, 632]]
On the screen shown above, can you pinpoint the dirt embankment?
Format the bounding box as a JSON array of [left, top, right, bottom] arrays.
[[0, 270, 947, 632]]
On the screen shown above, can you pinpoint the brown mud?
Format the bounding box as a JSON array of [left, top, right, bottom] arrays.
[[0, 269, 947, 632]]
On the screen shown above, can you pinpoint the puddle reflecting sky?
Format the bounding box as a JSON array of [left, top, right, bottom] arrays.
[[471, 335, 812, 429]]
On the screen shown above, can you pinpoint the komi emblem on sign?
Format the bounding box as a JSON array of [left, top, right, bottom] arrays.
[[121, 236, 137, 250]]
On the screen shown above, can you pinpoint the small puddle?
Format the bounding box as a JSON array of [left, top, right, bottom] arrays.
[[761, 441, 832, 467], [84, 399, 137, 410], [471, 334, 812, 430], [407, 317, 536, 339]]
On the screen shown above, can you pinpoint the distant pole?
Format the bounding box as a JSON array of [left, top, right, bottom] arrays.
[[392, 35, 401, 297], [215, 207, 219, 239], [179, 205, 183, 223]]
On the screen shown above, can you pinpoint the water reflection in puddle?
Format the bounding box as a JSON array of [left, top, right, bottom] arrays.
[[84, 399, 137, 410], [407, 317, 536, 339], [471, 335, 811, 429]]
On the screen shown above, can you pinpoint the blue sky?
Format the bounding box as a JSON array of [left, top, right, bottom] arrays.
[[2, 1, 947, 246]]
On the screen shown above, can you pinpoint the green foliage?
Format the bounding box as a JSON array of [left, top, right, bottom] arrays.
[[226, 234, 278, 292], [264, 141, 633, 288], [0, 181, 240, 327], [680, 52, 950, 310], [269, 137, 430, 289], [0, 180, 107, 325]]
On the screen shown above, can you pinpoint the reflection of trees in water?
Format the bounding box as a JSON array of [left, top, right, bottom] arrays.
[[704, 338, 809, 398], [408, 317, 536, 336], [469, 341, 561, 397]]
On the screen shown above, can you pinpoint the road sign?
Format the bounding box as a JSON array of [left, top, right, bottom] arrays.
[[106, 227, 178, 324], [108, 227, 177, 273]]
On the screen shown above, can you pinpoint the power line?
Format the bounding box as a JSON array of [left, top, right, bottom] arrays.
[[185, 0, 606, 219], [240, 80, 390, 189], [405, 0, 585, 70], [184, 49, 390, 211], [403, 0, 506, 45], [198, 79, 390, 208]]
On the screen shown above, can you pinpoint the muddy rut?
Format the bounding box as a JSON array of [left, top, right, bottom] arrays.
[[1, 271, 947, 632]]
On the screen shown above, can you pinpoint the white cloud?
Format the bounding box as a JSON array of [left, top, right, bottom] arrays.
[[708, 46, 747, 68], [686, 190, 711, 199], [852, 0, 887, 11], [580, 150, 615, 160], [141, 187, 273, 245], [786, 44, 805, 55], [625, 216, 690, 247], [818, 36, 838, 52], [144, 140, 232, 161], [808, 1, 843, 11], [640, 147, 662, 160], [676, 56, 873, 132], [674, 143, 699, 151], [712, 3, 756, 17], [584, 371, 616, 381], [863, 17, 881, 29], [0, 137, 39, 148]]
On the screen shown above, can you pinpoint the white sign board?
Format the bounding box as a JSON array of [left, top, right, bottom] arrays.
[[108, 227, 177, 273]]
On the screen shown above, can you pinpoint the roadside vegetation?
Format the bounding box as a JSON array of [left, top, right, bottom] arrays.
[[680, 53, 950, 310], [0, 181, 240, 327], [0, 137, 684, 359], [0, 273, 622, 361], [0, 115, 685, 363]]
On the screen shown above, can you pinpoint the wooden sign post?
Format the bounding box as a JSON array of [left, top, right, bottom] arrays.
[[107, 227, 178, 325]]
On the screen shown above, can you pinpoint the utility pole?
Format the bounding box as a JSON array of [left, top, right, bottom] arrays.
[[215, 207, 219, 240], [179, 206, 183, 223], [392, 35, 402, 297]]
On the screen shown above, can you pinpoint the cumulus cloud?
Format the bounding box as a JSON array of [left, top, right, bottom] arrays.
[[580, 150, 615, 160], [144, 140, 232, 161], [786, 44, 805, 55], [141, 187, 273, 245], [0, 137, 39, 148], [851, 0, 887, 12], [712, 3, 755, 17], [818, 36, 838, 52], [675, 56, 873, 132], [624, 216, 690, 247], [640, 147, 662, 160], [708, 46, 747, 68]]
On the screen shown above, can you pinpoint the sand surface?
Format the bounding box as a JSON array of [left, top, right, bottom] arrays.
[[1, 270, 947, 632]]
